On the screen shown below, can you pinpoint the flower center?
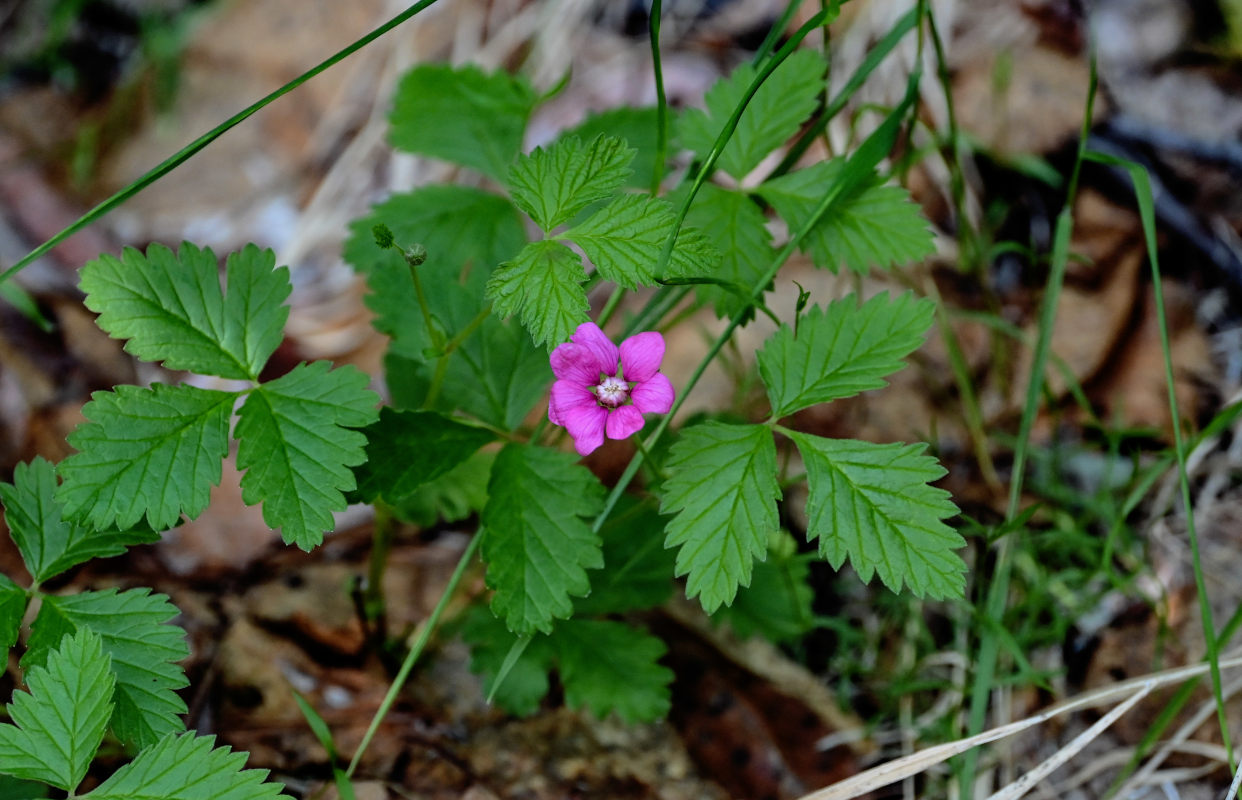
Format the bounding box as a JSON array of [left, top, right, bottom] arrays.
[[594, 375, 630, 408]]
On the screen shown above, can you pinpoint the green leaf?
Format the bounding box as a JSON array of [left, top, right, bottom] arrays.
[[675, 48, 825, 180], [79, 243, 290, 380], [481, 443, 605, 635], [757, 292, 934, 418], [0, 573, 26, 656], [345, 185, 526, 334], [460, 606, 554, 716], [660, 422, 780, 613], [57, 384, 234, 531], [556, 619, 672, 722], [758, 159, 935, 274], [508, 134, 635, 231], [563, 193, 720, 290], [0, 629, 114, 791], [574, 497, 674, 616], [23, 588, 189, 750], [487, 240, 589, 348], [714, 533, 814, 642], [235, 362, 379, 551], [85, 732, 286, 800], [682, 184, 774, 317], [350, 409, 494, 505], [389, 63, 537, 180], [788, 432, 965, 598], [2, 458, 159, 584], [0, 775, 47, 799], [391, 448, 494, 527], [566, 107, 661, 189]]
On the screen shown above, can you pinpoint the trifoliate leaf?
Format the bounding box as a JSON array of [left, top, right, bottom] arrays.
[[57, 384, 234, 532], [0, 574, 25, 656], [23, 589, 187, 751], [344, 186, 526, 344], [0, 629, 113, 791], [758, 159, 935, 273], [660, 422, 780, 613], [682, 184, 774, 318], [714, 533, 814, 642], [487, 240, 589, 349], [757, 292, 934, 418], [575, 496, 674, 616], [481, 443, 605, 634], [350, 409, 494, 505], [460, 606, 555, 716], [85, 732, 286, 800], [675, 48, 825, 180], [555, 619, 672, 722], [389, 63, 537, 180], [391, 448, 494, 527], [566, 107, 661, 189], [563, 193, 720, 289], [508, 134, 635, 231], [788, 432, 965, 598], [3, 458, 159, 584], [235, 362, 379, 550], [79, 243, 290, 380]]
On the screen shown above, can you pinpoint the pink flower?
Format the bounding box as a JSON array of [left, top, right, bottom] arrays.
[[548, 322, 675, 456]]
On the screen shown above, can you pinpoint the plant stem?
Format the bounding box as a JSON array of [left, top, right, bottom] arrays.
[[648, 0, 668, 194], [346, 530, 482, 778], [364, 501, 396, 627]]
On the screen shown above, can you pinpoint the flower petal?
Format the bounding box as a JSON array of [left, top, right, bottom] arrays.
[[550, 343, 599, 385], [549, 380, 595, 426], [567, 405, 607, 456], [619, 331, 665, 383], [605, 405, 645, 440], [631, 373, 674, 414], [571, 322, 620, 377]]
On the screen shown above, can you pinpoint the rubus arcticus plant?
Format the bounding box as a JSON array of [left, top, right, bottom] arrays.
[[0, 4, 973, 798]]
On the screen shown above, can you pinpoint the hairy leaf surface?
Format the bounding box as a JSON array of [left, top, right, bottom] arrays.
[[508, 134, 634, 230], [85, 732, 286, 800], [660, 422, 780, 613], [487, 240, 589, 348]]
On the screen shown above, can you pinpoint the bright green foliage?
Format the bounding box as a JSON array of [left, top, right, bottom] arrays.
[[788, 432, 965, 598], [24, 588, 189, 750], [481, 444, 604, 634], [0, 630, 113, 791], [574, 497, 674, 616], [675, 49, 826, 180], [56, 384, 234, 531], [79, 243, 290, 381], [757, 292, 934, 418], [350, 409, 493, 505], [84, 732, 286, 800], [714, 532, 814, 642], [344, 186, 526, 333], [487, 240, 589, 348], [555, 620, 672, 721], [383, 281, 550, 430], [389, 63, 537, 180], [567, 108, 661, 189], [0, 574, 25, 655], [682, 184, 774, 317], [461, 611, 672, 722], [460, 607, 555, 716], [563, 193, 720, 289], [508, 134, 635, 231], [235, 362, 378, 550], [758, 160, 935, 273], [660, 422, 780, 613], [2, 458, 158, 584], [392, 449, 493, 527]]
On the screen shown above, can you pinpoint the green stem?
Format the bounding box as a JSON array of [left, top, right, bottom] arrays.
[[0, 0, 445, 286], [346, 530, 482, 778], [424, 301, 491, 409], [364, 502, 396, 626], [596, 285, 627, 329], [648, 0, 668, 194]]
